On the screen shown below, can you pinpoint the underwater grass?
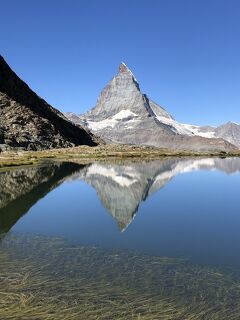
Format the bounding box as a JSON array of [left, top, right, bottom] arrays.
[[0, 233, 240, 319]]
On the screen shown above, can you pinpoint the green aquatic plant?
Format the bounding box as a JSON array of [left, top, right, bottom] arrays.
[[0, 233, 240, 319]]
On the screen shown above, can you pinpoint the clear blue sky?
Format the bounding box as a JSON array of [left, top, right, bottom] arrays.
[[1, 0, 240, 125]]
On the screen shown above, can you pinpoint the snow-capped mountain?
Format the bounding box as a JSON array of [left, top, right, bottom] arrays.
[[65, 63, 238, 151]]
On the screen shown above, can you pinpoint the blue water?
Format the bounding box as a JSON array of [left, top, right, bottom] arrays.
[[1, 158, 240, 269]]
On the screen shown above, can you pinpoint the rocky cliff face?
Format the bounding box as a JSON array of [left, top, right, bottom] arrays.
[[0, 56, 99, 151], [65, 63, 237, 152]]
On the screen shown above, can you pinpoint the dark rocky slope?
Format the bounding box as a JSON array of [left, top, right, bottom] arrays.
[[0, 55, 99, 151]]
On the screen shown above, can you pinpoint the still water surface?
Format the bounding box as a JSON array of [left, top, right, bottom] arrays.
[[1, 157, 240, 319]]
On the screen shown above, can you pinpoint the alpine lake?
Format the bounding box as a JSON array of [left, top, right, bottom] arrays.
[[1, 157, 240, 319]]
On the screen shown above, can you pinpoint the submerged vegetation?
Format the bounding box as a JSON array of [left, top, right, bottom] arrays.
[[0, 232, 240, 319], [1, 145, 240, 169]]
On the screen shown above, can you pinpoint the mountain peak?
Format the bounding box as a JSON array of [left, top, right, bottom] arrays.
[[118, 62, 138, 82], [118, 62, 129, 73], [227, 121, 239, 126]]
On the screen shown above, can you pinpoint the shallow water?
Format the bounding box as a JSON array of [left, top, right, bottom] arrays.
[[1, 157, 240, 319]]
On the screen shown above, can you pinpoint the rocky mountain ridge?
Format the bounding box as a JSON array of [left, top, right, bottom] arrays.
[[0, 55, 99, 151]]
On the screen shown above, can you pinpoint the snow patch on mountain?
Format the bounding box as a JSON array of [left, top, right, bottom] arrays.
[[155, 116, 193, 135], [154, 116, 217, 138], [87, 110, 138, 131], [182, 124, 216, 138]]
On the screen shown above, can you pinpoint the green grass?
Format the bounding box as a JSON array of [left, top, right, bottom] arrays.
[[1, 145, 240, 169]]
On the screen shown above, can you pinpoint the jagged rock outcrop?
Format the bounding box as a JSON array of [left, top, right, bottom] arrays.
[[0, 55, 99, 151], [65, 63, 237, 152]]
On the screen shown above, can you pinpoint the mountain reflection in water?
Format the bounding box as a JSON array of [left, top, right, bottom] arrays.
[[0, 162, 82, 233], [1, 157, 240, 234]]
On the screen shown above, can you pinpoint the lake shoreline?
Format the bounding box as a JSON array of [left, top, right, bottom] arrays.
[[0, 145, 240, 169]]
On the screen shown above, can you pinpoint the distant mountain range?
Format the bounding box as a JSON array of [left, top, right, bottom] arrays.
[[65, 63, 240, 151], [0, 55, 99, 151]]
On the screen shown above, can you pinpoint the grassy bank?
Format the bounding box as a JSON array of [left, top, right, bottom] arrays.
[[0, 145, 240, 169]]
